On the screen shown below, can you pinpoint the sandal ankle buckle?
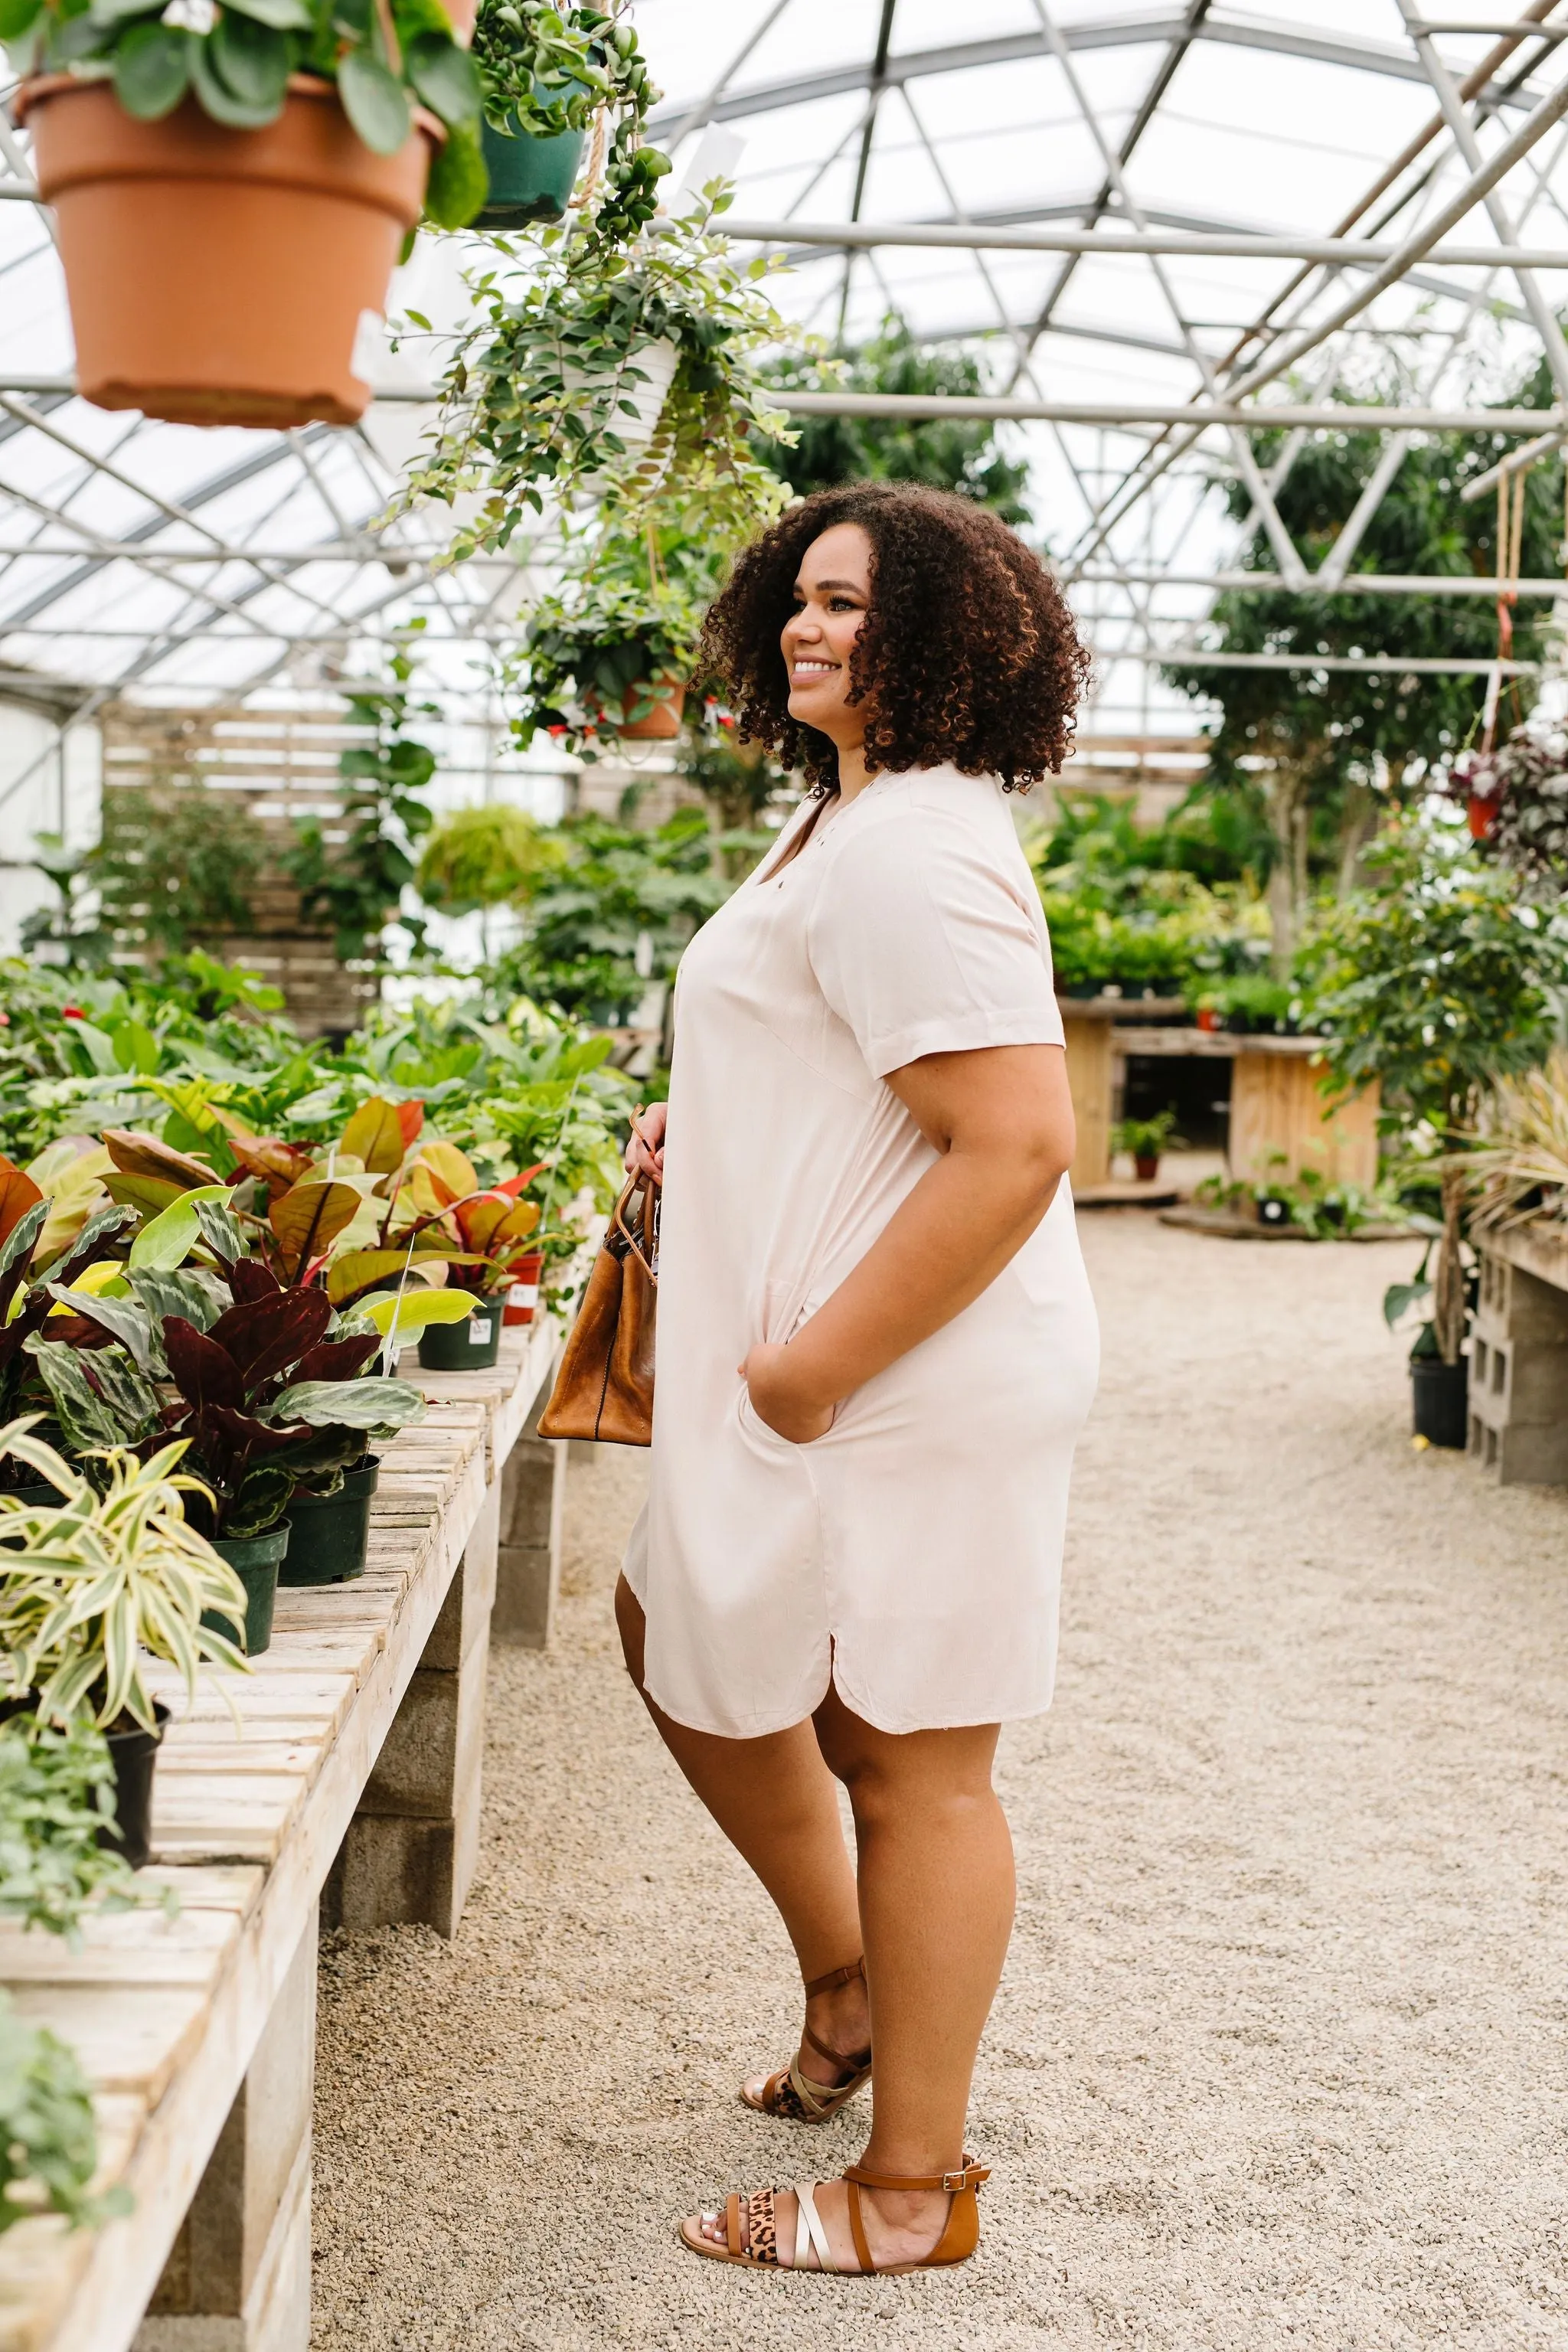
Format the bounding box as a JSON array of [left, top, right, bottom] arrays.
[[942, 2168, 969, 2193]]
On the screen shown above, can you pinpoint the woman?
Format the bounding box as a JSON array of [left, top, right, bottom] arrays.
[[615, 481, 1099, 2278]]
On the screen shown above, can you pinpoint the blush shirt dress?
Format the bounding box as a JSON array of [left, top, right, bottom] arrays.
[[622, 764, 1099, 1739]]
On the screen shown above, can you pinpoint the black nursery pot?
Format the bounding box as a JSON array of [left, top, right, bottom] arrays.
[[281, 1459, 380, 1586], [419, 1301, 504, 1370], [203, 1523, 291, 1656], [0, 1480, 70, 1549], [1411, 1354, 1468, 1449], [102, 1702, 169, 1872]]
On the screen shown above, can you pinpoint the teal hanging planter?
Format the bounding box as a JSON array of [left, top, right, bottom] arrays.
[[203, 1523, 290, 1657], [281, 1458, 380, 1587], [476, 113, 586, 227]]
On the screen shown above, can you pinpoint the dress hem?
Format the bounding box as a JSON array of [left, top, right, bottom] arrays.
[[639, 1659, 1057, 1740]]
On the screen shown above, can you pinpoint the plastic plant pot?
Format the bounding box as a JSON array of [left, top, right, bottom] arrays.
[[420, 1300, 504, 1369], [1256, 1194, 1291, 1229], [504, 1251, 544, 1327], [1134, 1155, 1160, 1181], [204, 1523, 291, 1657], [1195, 1006, 1223, 1033], [1411, 1354, 1468, 1449], [0, 1479, 70, 1547], [281, 1458, 381, 1587], [102, 1702, 169, 1872], [1467, 794, 1500, 841], [17, 78, 438, 429], [476, 113, 586, 225]]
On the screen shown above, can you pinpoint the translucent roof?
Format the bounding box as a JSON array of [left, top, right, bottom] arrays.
[[4, 0, 1568, 740]]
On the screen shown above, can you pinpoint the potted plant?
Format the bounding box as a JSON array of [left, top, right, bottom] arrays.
[[517, 569, 699, 751], [472, 0, 658, 228], [1111, 1109, 1182, 1183], [0, 1173, 136, 1497], [0, 1419, 249, 1867], [1303, 815, 1568, 1436], [397, 183, 787, 566], [0, 1717, 136, 1940], [1449, 719, 1568, 885], [6, 0, 485, 428], [1384, 1227, 1472, 1447], [0, 1989, 126, 2234]]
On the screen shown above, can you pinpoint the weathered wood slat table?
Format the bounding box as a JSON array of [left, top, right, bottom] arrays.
[[0, 1310, 570, 2352]]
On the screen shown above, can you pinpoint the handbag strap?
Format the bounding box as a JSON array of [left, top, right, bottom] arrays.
[[612, 1170, 658, 1284]]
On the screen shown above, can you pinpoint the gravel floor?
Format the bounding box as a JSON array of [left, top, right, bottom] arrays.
[[312, 1215, 1568, 2350]]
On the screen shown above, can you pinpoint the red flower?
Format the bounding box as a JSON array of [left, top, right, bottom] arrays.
[[62, 1006, 83, 1020]]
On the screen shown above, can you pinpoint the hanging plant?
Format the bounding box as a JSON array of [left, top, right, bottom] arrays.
[[508, 523, 713, 756], [1449, 719, 1568, 887], [397, 184, 791, 561], [286, 637, 438, 963], [469, 0, 663, 232], [5, 0, 485, 426]]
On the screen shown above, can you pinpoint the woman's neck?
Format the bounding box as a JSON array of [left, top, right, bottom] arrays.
[[835, 740, 875, 802]]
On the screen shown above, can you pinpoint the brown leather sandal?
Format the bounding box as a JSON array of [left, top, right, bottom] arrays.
[[678, 2155, 990, 2274], [740, 1958, 872, 2125]]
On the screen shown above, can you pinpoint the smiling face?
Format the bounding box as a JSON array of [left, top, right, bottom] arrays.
[[779, 522, 874, 753]]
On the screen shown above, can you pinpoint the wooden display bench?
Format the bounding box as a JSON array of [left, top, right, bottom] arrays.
[[0, 1315, 568, 2352], [1057, 998, 1380, 1193], [1470, 1223, 1568, 1485]]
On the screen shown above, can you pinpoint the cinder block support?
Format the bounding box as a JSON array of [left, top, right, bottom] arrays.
[[1469, 1247, 1568, 1485], [492, 1393, 568, 1651], [136, 1906, 318, 2352], [328, 1478, 500, 1936]]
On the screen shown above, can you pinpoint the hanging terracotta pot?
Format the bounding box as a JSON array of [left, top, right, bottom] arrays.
[[1468, 793, 1500, 841], [18, 77, 438, 429], [616, 682, 687, 740]]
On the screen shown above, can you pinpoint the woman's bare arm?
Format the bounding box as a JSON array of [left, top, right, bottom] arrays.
[[740, 1042, 1075, 1442]]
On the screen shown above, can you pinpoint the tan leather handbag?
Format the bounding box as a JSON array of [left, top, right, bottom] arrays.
[[537, 1171, 657, 1445]]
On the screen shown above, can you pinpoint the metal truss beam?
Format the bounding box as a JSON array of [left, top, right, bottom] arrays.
[[646, 18, 1553, 134], [1152, 650, 1539, 673], [1067, 567, 1568, 596], [724, 217, 1568, 267], [773, 393, 1568, 430]]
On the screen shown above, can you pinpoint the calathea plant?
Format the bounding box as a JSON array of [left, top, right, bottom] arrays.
[[27, 1257, 426, 1537], [0, 1172, 136, 1479]]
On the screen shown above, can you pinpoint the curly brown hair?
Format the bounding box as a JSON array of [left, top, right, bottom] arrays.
[[699, 481, 1090, 794]]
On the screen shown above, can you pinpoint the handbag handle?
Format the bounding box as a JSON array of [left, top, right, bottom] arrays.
[[612, 1168, 658, 1284]]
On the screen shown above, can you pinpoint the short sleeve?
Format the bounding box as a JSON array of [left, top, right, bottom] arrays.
[[806, 802, 1066, 1079]]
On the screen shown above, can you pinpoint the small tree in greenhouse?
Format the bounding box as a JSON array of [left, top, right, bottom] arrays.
[[1302, 816, 1568, 1362]]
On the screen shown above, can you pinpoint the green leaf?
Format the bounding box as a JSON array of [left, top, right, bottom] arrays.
[[24, 1343, 128, 1455], [357, 1287, 475, 1343], [44, 1286, 158, 1373], [0, 0, 44, 44], [406, 31, 479, 126], [220, 0, 311, 25], [87, 0, 165, 24], [124, 1268, 227, 1334], [189, 33, 286, 126], [128, 1184, 234, 1273], [422, 114, 487, 227], [207, 8, 291, 109], [109, 1019, 160, 1076], [338, 47, 412, 153], [267, 1377, 426, 1429]]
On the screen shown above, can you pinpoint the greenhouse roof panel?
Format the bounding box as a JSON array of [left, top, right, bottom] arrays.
[[0, 0, 1566, 722]]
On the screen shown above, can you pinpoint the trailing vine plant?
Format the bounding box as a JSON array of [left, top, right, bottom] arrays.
[[397, 182, 791, 560], [286, 635, 437, 963]]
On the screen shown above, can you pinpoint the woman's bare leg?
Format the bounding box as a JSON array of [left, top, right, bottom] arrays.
[[691, 1681, 1014, 2269], [615, 1576, 868, 2082]]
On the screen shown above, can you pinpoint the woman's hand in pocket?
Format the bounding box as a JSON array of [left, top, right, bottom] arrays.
[[626, 1101, 667, 1185], [739, 1342, 836, 1444]]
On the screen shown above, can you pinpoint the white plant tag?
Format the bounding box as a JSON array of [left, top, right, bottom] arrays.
[[348, 309, 385, 387]]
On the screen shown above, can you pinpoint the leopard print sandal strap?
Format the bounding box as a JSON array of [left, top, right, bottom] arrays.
[[679, 2158, 989, 2275]]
